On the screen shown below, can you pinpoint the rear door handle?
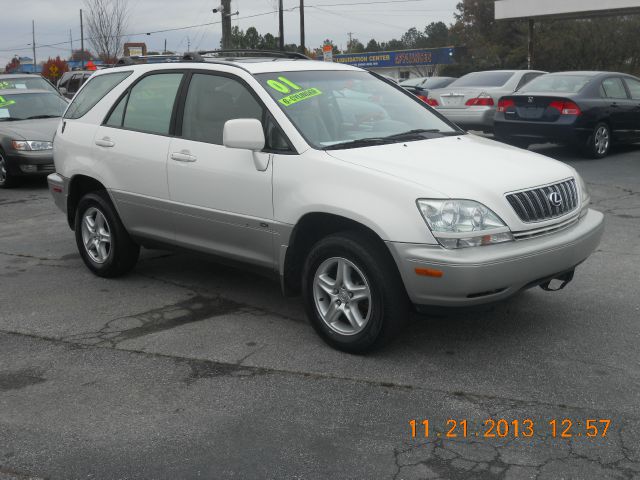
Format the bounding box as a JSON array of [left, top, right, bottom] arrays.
[[170, 151, 197, 162], [95, 137, 115, 147]]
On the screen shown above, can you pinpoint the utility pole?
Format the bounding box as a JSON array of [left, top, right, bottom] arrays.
[[187, 36, 191, 52], [218, 0, 232, 49], [32, 20, 36, 70], [527, 19, 535, 70], [299, 0, 305, 54], [69, 29, 73, 58], [164, 38, 167, 54], [278, 0, 284, 50], [347, 32, 353, 53], [80, 9, 85, 69]]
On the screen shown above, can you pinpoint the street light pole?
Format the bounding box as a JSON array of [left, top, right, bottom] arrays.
[[80, 9, 85, 69]]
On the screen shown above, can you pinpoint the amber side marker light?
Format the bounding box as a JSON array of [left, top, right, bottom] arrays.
[[414, 267, 443, 278]]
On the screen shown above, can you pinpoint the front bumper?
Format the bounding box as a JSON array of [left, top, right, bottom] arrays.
[[5, 150, 54, 176], [436, 106, 495, 130], [387, 209, 604, 307]]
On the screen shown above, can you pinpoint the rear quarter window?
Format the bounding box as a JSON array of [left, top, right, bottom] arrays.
[[64, 71, 132, 120]]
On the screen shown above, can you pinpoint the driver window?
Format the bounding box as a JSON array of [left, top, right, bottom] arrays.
[[181, 73, 263, 145]]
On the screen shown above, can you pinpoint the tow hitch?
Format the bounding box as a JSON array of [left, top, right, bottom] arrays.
[[540, 270, 575, 292]]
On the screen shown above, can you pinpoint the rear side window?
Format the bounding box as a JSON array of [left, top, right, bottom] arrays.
[[181, 73, 263, 145], [121, 73, 183, 135], [601, 78, 628, 99], [64, 71, 132, 119], [68, 74, 82, 94], [624, 78, 640, 100]]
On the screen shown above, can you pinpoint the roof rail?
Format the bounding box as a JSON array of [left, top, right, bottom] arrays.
[[194, 49, 310, 60], [115, 54, 184, 66]]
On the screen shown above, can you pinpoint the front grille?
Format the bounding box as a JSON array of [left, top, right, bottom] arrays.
[[506, 178, 578, 223]]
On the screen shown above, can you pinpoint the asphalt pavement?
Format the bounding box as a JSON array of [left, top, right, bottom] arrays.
[[0, 140, 639, 479]]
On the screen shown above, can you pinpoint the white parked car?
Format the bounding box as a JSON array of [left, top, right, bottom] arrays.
[[48, 52, 604, 352], [427, 70, 546, 132]]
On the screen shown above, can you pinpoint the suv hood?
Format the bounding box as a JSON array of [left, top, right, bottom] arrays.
[[325, 134, 576, 200], [0, 117, 60, 141]]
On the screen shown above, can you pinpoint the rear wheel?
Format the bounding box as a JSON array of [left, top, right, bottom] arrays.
[[75, 192, 139, 277], [583, 122, 611, 158], [302, 231, 409, 353], [0, 152, 16, 188]]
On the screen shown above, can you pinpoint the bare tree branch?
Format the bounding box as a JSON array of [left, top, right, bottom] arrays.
[[84, 0, 129, 61]]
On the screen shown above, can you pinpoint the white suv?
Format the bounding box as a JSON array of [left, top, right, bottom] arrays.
[[48, 51, 604, 352]]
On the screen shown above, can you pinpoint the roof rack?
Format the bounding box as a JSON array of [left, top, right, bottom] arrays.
[[191, 49, 310, 60], [114, 49, 311, 68]]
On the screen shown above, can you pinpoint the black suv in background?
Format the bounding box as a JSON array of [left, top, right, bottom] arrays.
[[57, 70, 94, 99]]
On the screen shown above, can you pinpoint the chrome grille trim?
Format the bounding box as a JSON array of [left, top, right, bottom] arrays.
[[506, 178, 578, 223], [512, 214, 580, 240]]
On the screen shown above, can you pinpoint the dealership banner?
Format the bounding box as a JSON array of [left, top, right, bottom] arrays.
[[333, 48, 455, 68]]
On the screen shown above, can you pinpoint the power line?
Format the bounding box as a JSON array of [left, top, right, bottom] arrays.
[[0, 0, 447, 55]]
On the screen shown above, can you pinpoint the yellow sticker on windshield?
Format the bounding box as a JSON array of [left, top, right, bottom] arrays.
[[278, 87, 322, 106], [0, 95, 15, 108]]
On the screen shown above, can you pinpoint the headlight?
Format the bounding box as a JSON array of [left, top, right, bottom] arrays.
[[11, 140, 53, 151], [417, 199, 514, 249]]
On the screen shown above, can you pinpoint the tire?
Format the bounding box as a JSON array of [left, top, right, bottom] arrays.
[[582, 122, 611, 159], [302, 231, 410, 353], [74, 191, 139, 278], [0, 151, 16, 188]]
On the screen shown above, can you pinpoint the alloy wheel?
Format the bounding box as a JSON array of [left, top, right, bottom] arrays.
[[594, 126, 610, 156], [0, 155, 7, 185], [313, 256, 372, 335], [81, 207, 112, 264]]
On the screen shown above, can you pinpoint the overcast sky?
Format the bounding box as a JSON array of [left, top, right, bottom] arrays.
[[1, 0, 459, 66]]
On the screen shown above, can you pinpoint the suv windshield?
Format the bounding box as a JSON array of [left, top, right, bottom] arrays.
[[0, 92, 68, 121], [449, 71, 515, 88], [0, 76, 57, 93], [255, 71, 459, 149], [519, 75, 592, 93]]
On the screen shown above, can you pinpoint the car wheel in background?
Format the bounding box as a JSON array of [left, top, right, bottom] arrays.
[[0, 151, 16, 188], [74, 192, 140, 278], [302, 231, 409, 353], [583, 122, 611, 159]]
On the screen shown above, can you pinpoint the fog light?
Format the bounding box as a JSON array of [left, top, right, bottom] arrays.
[[20, 165, 37, 173]]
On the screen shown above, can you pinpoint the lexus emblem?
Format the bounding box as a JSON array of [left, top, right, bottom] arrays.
[[528, 97, 534, 103], [548, 192, 563, 207]]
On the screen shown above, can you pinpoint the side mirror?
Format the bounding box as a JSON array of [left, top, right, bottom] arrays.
[[223, 118, 265, 151], [58, 87, 67, 95]]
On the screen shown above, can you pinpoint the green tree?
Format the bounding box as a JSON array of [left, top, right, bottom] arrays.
[[364, 39, 381, 52]]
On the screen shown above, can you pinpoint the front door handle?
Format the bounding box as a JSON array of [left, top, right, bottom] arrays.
[[170, 151, 197, 162], [95, 137, 115, 147]]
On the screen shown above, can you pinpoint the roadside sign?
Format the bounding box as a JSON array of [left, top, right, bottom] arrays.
[[49, 64, 59, 77], [323, 45, 333, 62]]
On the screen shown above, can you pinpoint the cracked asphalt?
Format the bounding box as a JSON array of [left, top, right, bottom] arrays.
[[0, 141, 639, 479]]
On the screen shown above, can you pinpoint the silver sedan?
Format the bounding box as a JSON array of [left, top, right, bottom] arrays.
[[428, 70, 546, 132]]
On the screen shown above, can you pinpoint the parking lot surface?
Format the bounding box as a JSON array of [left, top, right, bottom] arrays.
[[1, 141, 639, 479]]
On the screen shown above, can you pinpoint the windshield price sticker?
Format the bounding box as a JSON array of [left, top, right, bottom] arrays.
[[267, 76, 323, 106], [279, 88, 323, 106], [0, 96, 16, 108]]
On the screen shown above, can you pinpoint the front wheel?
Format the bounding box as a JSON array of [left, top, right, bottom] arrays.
[[0, 152, 16, 188], [302, 231, 409, 353], [583, 122, 611, 158], [75, 192, 140, 278]]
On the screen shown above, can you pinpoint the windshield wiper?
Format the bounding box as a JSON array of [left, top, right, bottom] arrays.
[[323, 137, 391, 150], [26, 115, 60, 119], [381, 129, 456, 140], [0, 117, 23, 121]]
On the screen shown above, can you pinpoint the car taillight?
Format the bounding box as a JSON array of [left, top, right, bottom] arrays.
[[417, 95, 429, 103], [465, 96, 494, 106], [497, 98, 515, 112], [549, 100, 582, 116], [425, 98, 439, 107]]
